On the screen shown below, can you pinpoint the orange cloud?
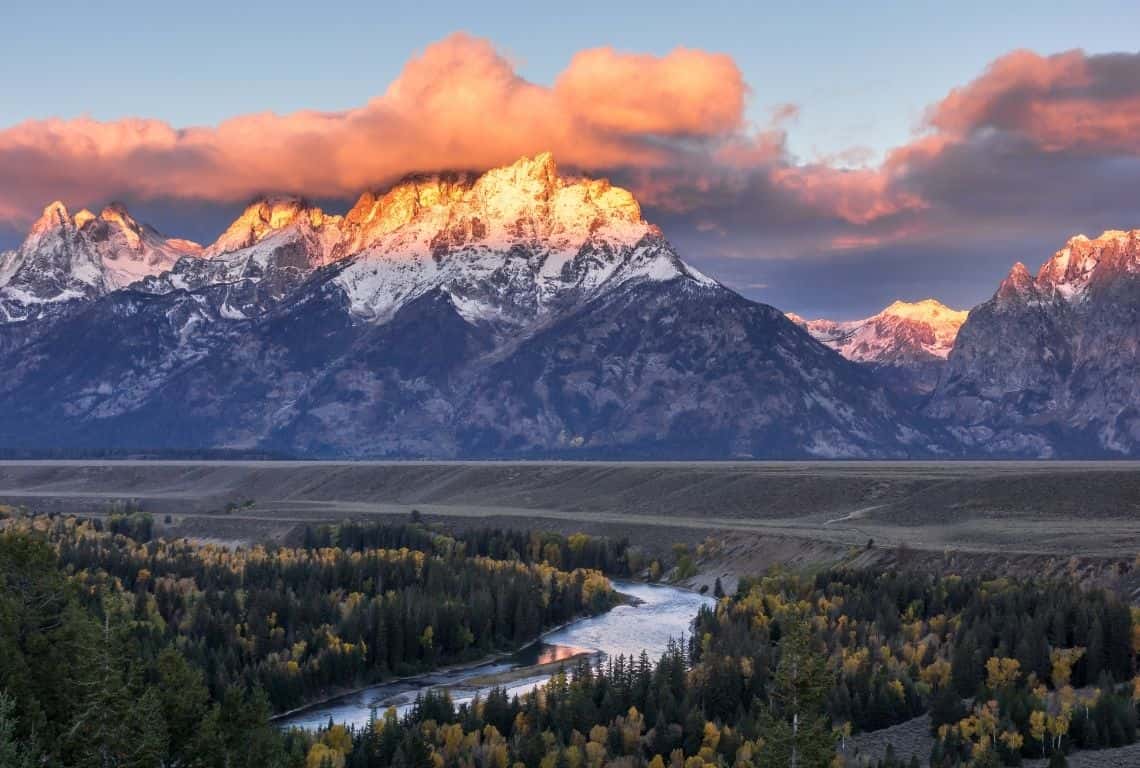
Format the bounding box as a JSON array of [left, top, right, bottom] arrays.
[[553, 47, 745, 136], [0, 34, 748, 226]]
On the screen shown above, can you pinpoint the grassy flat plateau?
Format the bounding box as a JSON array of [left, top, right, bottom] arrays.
[[1, 460, 1138, 559]]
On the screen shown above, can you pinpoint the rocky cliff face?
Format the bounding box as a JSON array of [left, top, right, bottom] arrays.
[[133, 197, 346, 319], [788, 299, 968, 397], [0, 202, 202, 354], [453, 279, 928, 459], [0, 154, 941, 458], [926, 230, 1140, 456], [0, 202, 201, 318]]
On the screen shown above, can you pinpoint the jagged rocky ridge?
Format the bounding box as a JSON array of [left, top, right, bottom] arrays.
[[0, 202, 199, 323], [0, 154, 946, 458], [926, 229, 1140, 457]]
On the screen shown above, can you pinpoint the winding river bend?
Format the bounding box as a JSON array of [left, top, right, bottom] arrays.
[[278, 580, 713, 731]]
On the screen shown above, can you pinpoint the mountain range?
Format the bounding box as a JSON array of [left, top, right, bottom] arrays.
[[1, 153, 1137, 458]]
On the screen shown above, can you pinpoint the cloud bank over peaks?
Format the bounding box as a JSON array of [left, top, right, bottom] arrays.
[[4, 38, 1140, 317]]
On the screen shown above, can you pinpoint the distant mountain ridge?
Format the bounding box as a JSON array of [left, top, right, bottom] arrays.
[[0, 154, 943, 459], [788, 299, 968, 396]]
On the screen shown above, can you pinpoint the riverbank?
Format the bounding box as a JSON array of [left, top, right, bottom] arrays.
[[271, 647, 524, 723], [452, 651, 596, 690], [272, 606, 612, 724], [277, 579, 714, 731]]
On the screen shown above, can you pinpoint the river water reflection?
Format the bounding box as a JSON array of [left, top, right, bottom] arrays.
[[278, 580, 714, 731]]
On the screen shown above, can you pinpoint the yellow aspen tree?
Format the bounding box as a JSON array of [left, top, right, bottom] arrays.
[[306, 743, 346, 768], [1049, 647, 1084, 688], [974, 700, 1000, 750], [984, 657, 1021, 691], [999, 730, 1024, 752], [1049, 710, 1071, 752], [620, 707, 645, 754]]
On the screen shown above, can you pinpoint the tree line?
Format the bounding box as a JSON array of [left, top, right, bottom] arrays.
[[300, 519, 640, 576]]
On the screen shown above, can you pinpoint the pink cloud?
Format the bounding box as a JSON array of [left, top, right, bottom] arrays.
[[0, 34, 749, 226], [553, 46, 745, 136], [771, 164, 926, 226], [3, 39, 1140, 270], [926, 49, 1140, 153]]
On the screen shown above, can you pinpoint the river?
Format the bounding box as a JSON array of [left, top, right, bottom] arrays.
[[277, 580, 714, 731]]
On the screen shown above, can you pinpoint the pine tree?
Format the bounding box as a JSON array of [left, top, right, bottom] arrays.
[[127, 687, 169, 768], [757, 611, 835, 768], [187, 706, 228, 768], [66, 614, 136, 768], [155, 647, 209, 761]]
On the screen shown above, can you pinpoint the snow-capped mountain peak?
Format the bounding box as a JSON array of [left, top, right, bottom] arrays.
[[0, 200, 206, 322], [28, 201, 73, 237], [787, 299, 968, 396], [16, 202, 86, 265], [79, 203, 203, 287], [880, 298, 965, 327], [331, 153, 714, 324], [4, 154, 712, 328], [132, 196, 351, 319], [1033, 229, 1140, 301], [927, 226, 1140, 456], [341, 153, 647, 255], [1, 202, 109, 320], [790, 299, 967, 364], [341, 173, 476, 249]]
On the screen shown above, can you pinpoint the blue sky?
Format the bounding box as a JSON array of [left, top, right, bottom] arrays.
[[2, 1, 1140, 317]]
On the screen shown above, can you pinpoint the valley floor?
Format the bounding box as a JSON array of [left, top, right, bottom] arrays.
[[3, 460, 1139, 599]]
